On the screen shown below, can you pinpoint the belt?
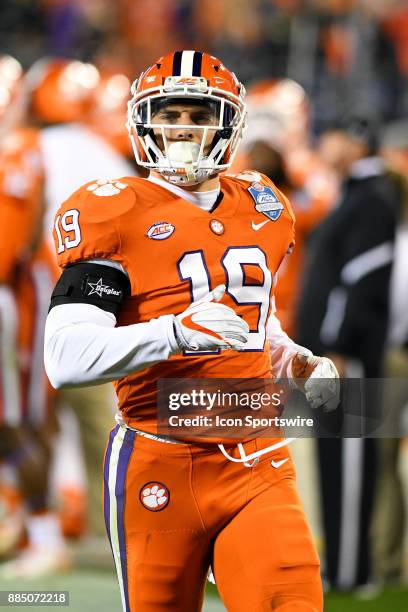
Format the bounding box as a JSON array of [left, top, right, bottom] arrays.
[[115, 414, 183, 444]]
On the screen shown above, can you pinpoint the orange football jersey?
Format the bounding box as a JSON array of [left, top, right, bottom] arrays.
[[0, 128, 44, 283], [54, 172, 295, 432], [0, 128, 57, 425]]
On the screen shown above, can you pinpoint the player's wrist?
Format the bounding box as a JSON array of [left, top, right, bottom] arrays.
[[171, 316, 188, 352], [290, 352, 340, 411], [157, 314, 183, 355], [291, 352, 319, 383]]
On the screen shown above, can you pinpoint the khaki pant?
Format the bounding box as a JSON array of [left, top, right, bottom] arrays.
[[371, 348, 408, 582], [62, 384, 116, 537]]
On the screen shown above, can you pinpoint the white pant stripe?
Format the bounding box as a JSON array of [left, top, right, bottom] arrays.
[[108, 425, 128, 611]]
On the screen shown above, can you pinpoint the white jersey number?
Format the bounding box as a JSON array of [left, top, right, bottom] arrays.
[[55, 209, 82, 254], [178, 246, 272, 351]]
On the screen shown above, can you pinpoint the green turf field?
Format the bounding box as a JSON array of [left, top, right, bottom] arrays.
[[207, 582, 408, 611], [0, 570, 407, 611]]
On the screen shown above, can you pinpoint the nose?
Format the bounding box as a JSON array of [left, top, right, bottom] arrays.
[[174, 128, 194, 140], [173, 111, 194, 140]]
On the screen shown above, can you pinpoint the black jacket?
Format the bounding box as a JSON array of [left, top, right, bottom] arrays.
[[297, 158, 399, 376]]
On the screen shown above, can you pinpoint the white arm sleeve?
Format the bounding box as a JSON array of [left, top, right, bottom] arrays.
[[266, 311, 312, 379], [44, 303, 179, 389]]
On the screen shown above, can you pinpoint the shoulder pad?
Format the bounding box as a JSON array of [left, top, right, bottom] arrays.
[[0, 161, 42, 204], [54, 177, 141, 269], [226, 170, 264, 184], [59, 177, 139, 223], [1, 128, 40, 156], [225, 170, 295, 223]]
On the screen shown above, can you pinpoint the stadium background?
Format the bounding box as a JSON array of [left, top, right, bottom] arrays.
[[0, 0, 407, 610]]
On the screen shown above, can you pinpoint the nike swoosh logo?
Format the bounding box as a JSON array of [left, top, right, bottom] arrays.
[[251, 220, 269, 231], [180, 313, 230, 344], [271, 458, 289, 469]]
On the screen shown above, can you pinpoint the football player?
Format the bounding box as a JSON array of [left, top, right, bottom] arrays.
[[0, 55, 69, 577], [44, 51, 339, 611], [28, 56, 135, 539]]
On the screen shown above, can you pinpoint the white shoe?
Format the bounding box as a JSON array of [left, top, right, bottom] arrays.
[[353, 582, 383, 600], [0, 546, 71, 579]]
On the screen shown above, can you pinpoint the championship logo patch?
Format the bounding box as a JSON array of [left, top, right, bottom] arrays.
[[147, 222, 175, 240], [248, 183, 284, 221], [140, 482, 170, 511]]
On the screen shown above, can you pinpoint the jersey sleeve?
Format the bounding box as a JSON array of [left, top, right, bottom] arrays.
[[53, 178, 137, 271]]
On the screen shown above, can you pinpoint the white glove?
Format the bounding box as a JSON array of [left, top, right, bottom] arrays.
[[173, 284, 249, 352], [291, 353, 340, 412]]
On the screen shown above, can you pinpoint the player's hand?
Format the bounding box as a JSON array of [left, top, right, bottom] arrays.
[[291, 352, 340, 412], [173, 284, 249, 352]]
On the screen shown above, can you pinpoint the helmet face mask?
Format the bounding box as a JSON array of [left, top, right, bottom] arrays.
[[127, 53, 246, 186]]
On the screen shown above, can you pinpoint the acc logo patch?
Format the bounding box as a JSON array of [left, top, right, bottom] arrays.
[[248, 182, 284, 221], [140, 482, 170, 511], [87, 179, 128, 197], [147, 221, 175, 240]]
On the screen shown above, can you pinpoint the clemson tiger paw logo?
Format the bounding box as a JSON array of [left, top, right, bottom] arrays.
[[86, 179, 128, 197], [140, 482, 169, 512]]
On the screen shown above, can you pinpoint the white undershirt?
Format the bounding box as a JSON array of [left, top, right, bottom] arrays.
[[147, 175, 220, 211]]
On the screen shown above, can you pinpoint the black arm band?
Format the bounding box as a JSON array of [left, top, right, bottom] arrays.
[[49, 262, 131, 315]]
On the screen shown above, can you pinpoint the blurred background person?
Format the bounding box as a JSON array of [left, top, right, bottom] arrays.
[[26, 56, 136, 545], [238, 78, 337, 338], [297, 116, 401, 592], [370, 120, 408, 586], [0, 53, 137, 577], [0, 54, 69, 578], [233, 76, 338, 557], [27, 57, 136, 240]]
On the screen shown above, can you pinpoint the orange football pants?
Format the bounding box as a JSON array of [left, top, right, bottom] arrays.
[[103, 424, 323, 612]]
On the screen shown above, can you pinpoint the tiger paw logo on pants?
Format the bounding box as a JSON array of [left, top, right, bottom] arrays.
[[140, 482, 170, 511]]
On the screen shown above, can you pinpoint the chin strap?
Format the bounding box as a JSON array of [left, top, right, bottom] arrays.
[[218, 437, 297, 468], [184, 162, 196, 183]]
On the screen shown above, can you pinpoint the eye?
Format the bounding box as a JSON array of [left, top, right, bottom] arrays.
[[160, 112, 178, 122], [192, 112, 214, 125]]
